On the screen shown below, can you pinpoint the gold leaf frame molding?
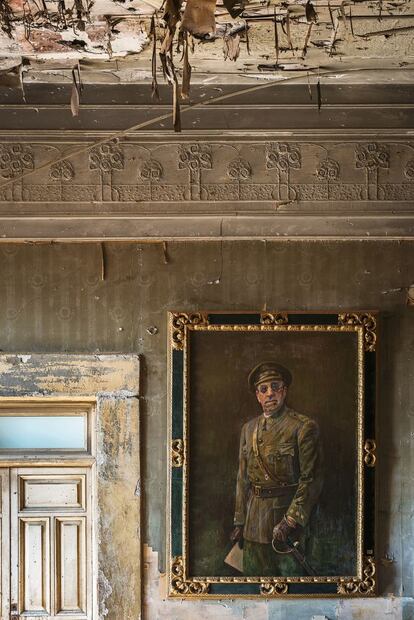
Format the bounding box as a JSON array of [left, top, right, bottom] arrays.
[[168, 311, 377, 598]]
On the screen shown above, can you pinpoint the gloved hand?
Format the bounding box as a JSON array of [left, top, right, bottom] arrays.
[[230, 525, 244, 546], [272, 516, 300, 543]]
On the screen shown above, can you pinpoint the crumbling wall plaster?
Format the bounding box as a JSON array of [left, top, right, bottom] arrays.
[[0, 353, 141, 620], [143, 545, 408, 619]]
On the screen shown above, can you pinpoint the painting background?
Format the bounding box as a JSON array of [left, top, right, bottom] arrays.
[[188, 328, 358, 577]]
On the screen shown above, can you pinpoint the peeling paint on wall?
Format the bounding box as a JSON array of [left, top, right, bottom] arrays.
[[0, 353, 141, 620], [143, 545, 408, 620], [98, 569, 113, 619]]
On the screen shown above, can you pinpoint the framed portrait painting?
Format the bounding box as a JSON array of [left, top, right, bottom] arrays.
[[167, 311, 377, 598]]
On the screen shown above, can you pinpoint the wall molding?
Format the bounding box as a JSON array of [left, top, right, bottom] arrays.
[[0, 134, 413, 240]]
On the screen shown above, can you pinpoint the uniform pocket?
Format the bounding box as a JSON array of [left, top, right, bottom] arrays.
[[278, 443, 295, 457], [264, 443, 295, 480]]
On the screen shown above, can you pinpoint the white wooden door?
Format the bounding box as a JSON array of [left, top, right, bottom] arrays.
[[9, 467, 93, 620], [0, 468, 10, 620]]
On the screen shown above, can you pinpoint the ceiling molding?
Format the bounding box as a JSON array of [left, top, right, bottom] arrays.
[[1, 72, 413, 240], [0, 135, 413, 240], [0, 215, 413, 241]]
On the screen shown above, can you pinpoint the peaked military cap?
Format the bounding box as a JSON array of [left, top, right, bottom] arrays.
[[248, 361, 292, 392]]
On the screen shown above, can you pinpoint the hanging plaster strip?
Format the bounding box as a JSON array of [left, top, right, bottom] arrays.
[[162, 242, 170, 265], [302, 22, 313, 59], [274, 8, 279, 66], [329, 10, 340, 56], [100, 243, 107, 281], [285, 9, 294, 51]]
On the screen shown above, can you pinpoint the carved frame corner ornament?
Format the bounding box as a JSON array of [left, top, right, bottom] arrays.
[[260, 312, 289, 326], [171, 438, 184, 467], [170, 312, 208, 350], [337, 557, 376, 596], [170, 557, 210, 596], [364, 439, 377, 467], [260, 579, 289, 596], [338, 313, 377, 352]]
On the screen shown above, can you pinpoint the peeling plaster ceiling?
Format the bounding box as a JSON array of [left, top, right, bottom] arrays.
[[0, 0, 413, 138], [1, 0, 413, 71]]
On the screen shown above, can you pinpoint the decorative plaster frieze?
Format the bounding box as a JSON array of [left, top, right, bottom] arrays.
[[0, 140, 412, 210]]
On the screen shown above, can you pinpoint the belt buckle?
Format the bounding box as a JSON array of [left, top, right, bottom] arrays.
[[254, 486, 260, 497]]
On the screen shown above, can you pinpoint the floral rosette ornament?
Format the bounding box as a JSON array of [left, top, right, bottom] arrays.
[[355, 143, 389, 171], [140, 159, 163, 182], [266, 143, 301, 173], [89, 140, 124, 173], [317, 158, 340, 181], [227, 158, 252, 181], [0, 144, 34, 179]]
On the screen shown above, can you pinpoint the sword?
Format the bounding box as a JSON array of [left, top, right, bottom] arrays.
[[286, 537, 317, 576], [272, 536, 317, 576]]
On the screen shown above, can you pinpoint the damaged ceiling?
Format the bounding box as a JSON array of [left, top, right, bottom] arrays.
[[0, 0, 413, 240], [1, 0, 413, 75], [0, 0, 413, 131]]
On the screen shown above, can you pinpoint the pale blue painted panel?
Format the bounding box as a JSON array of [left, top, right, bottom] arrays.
[[0, 416, 85, 449]]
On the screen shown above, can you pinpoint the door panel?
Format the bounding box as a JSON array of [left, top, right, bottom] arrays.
[[55, 518, 86, 614], [10, 467, 93, 620], [0, 469, 10, 620], [19, 518, 50, 615], [20, 475, 86, 511]]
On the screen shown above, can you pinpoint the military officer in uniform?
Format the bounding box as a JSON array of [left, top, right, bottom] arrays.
[[230, 361, 323, 576]]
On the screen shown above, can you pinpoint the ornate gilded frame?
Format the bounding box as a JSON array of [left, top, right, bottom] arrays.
[[167, 311, 377, 598]]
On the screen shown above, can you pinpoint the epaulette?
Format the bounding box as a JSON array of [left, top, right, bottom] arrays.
[[286, 408, 314, 426]]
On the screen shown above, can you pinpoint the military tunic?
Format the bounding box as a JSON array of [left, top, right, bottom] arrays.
[[234, 405, 323, 544]]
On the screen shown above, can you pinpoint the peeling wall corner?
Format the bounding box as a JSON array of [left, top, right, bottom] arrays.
[[159, 571, 168, 600], [143, 543, 168, 603], [98, 569, 113, 620]]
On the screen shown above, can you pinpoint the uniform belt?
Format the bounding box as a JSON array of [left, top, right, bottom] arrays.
[[252, 483, 298, 498]]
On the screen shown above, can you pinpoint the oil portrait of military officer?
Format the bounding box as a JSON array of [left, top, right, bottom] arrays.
[[229, 361, 323, 576]]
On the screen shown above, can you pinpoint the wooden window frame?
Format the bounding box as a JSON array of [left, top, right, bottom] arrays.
[[0, 398, 96, 467]]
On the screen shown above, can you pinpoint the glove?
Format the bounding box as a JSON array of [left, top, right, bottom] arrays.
[[230, 525, 244, 546], [272, 516, 300, 543]]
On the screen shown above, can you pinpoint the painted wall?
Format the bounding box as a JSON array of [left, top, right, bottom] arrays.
[[0, 240, 413, 619]]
